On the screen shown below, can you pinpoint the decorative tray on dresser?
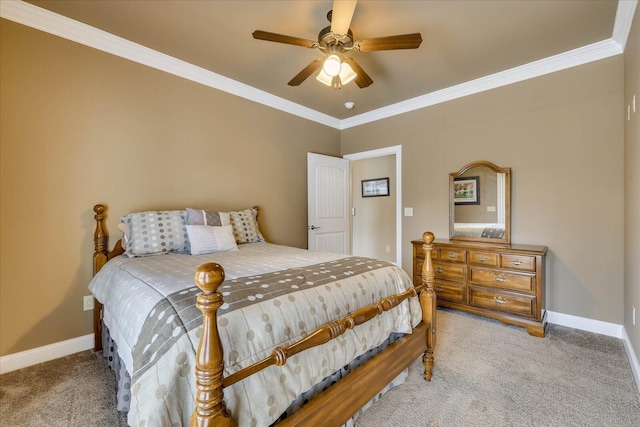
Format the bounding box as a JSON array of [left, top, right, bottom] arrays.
[[412, 239, 548, 337]]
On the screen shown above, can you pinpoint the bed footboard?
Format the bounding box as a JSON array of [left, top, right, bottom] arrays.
[[190, 232, 437, 427]]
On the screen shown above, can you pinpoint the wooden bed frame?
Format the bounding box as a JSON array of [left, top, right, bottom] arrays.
[[91, 204, 437, 427]]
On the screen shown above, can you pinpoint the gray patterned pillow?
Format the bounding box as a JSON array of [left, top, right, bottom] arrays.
[[120, 210, 188, 257], [186, 208, 231, 227], [228, 208, 265, 244]]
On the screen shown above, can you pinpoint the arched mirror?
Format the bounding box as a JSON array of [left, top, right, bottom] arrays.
[[450, 161, 511, 244]]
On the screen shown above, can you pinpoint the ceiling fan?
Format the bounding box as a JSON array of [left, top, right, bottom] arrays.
[[252, 0, 422, 89]]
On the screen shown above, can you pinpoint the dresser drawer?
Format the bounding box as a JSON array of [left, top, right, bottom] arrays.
[[500, 254, 536, 272], [434, 262, 465, 282], [434, 280, 465, 303], [438, 248, 467, 263], [469, 251, 499, 267], [469, 287, 535, 317], [469, 268, 534, 293], [414, 246, 438, 260]]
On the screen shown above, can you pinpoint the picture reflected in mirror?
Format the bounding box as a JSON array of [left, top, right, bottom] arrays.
[[450, 161, 511, 244]]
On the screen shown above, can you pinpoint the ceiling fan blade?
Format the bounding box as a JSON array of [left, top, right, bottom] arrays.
[[354, 33, 422, 52], [288, 59, 323, 86], [343, 58, 373, 88], [252, 30, 317, 48], [331, 0, 357, 36]]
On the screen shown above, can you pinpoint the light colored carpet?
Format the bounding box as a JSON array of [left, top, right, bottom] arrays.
[[355, 309, 640, 427], [0, 348, 127, 426], [1, 308, 639, 426]]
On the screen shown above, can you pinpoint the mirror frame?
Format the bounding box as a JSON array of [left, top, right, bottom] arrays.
[[449, 161, 511, 245]]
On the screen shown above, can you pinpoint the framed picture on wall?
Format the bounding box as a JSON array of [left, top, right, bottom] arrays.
[[362, 177, 390, 197], [453, 176, 480, 205]]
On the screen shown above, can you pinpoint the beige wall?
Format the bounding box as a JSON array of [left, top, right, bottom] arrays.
[[0, 21, 340, 356], [351, 155, 396, 262], [624, 7, 640, 365], [1, 13, 634, 360], [342, 56, 625, 325]]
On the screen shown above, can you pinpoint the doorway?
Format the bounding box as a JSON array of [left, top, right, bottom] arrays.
[[344, 145, 402, 265]]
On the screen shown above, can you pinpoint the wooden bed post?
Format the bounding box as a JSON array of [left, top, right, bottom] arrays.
[[420, 231, 437, 381], [93, 204, 108, 274], [93, 204, 108, 352], [191, 263, 231, 427]]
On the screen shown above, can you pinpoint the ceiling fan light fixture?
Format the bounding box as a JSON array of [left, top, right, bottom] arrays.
[[315, 68, 333, 86], [253, 3, 423, 89], [322, 54, 342, 77], [316, 61, 358, 89], [339, 62, 357, 85]]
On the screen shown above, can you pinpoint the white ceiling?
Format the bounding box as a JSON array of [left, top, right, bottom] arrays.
[[3, 1, 636, 128]]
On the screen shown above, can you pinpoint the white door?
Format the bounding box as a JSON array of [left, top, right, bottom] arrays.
[[307, 153, 350, 253]]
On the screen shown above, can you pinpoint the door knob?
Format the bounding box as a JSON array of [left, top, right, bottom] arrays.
[[309, 225, 321, 230]]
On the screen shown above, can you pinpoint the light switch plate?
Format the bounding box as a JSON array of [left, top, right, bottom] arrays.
[[404, 207, 413, 217]]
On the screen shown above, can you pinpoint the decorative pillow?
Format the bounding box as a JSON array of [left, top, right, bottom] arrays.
[[120, 210, 189, 257], [117, 222, 130, 245], [186, 208, 231, 227], [228, 208, 265, 244], [186, 224, 238, 255]]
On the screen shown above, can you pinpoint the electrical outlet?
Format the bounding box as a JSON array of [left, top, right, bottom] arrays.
[[83, 295, 94, 311]]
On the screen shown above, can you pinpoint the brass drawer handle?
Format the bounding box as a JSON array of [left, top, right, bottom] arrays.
[[493, 296, 507, 304], [435, 286, 444, 292], [448, 253, 458, 259], [494, 274, 506, 283], [436, 267, 445, 274], [478, 256, 488, 262], [512, 260, 523, 266]]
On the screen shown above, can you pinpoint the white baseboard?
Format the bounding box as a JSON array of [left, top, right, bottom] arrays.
[[0, 333, 94, 375], [546, 310, 624, 338], [622, 328, 640, 394], [547, 310, 640, 394]]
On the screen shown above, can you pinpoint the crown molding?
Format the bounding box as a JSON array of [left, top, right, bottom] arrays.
[[1, 0, 636, 130], [613, 0, 638, 49], [0, 0, 341, 129], [340, 38, 623, 129]]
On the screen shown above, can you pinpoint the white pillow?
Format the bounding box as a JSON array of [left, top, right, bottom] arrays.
[[186, 224, 238, 255]]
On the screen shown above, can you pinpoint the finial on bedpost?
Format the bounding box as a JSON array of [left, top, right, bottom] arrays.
[[421, 231, 435, 285], [93, 204, 108, 275], [420, 231, 437, 381], [191, 263, 231, 427]]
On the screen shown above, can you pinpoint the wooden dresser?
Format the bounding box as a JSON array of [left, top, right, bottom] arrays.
[[412, 239, 547, 337]]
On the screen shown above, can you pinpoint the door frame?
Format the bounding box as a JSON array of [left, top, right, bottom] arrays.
[[344, 145, 402, 266]]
